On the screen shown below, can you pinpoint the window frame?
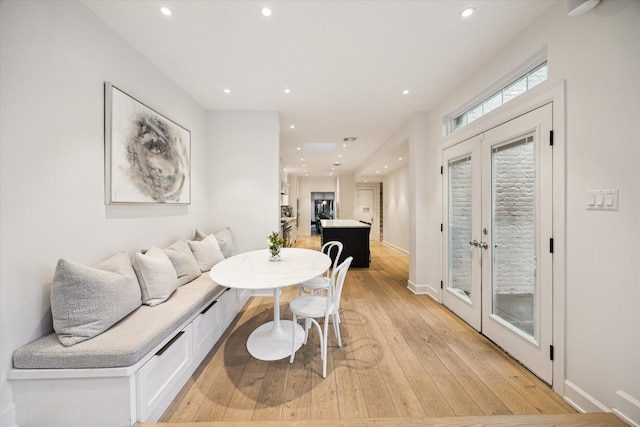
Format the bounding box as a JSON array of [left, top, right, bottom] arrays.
[[444, 49, 548, 136]]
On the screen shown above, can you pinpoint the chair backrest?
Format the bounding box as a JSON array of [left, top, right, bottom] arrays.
[[321, 241, 343, 278], [326, 256, 353, 315]]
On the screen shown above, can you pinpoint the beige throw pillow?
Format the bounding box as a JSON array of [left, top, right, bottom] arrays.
[[163, 239, 201, 286], [188, 234, 225, 272], [51, 251, 142, 346], [194, 227, 235, 258], [132, 247, 179, 306]]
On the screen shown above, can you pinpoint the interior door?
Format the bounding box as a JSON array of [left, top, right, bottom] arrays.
[[358, 188, 377, 239], [442, 136, 482, 331], [442, 103, 553, 384]]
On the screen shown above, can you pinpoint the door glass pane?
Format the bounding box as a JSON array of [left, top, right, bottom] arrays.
[[491, 136, 535, 337], [448, 156, 472, 299]]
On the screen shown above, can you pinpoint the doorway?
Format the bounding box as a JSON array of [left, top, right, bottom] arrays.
[[311, 192, 334, 235], [442, 104, 553, 384]]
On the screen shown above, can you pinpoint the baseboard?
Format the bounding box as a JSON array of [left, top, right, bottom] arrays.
[[1, 402, 16, 427], [613, 390, 640, 427], [382, 240, 409, 256], [564, 380, 610, 413], [407, 280, 440, 301]]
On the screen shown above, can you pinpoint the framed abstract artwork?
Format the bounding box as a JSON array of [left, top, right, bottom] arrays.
[[104, 82, 191, 204]]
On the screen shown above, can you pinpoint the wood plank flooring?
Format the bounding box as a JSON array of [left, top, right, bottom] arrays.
[[151, 236, 625, 426]]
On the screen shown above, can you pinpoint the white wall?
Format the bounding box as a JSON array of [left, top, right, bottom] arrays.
[[297, 177, 337, 236], [0, 2, 281, 426], [337, 173, 355, 220], [207, 111, 280, 253], [383, 165, 410, 254], [412, 0, 640, 422]]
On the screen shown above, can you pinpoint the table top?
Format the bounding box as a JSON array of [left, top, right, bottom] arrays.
[[320, 219, 370, 228], [209, 248, 331, 290]]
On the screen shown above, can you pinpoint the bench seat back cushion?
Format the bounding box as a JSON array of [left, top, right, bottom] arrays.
[[13, 275, 225, 369], [51, 252, 142, 347]]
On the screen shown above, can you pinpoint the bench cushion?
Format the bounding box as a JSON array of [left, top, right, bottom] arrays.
[[13, 274, 225, 369]]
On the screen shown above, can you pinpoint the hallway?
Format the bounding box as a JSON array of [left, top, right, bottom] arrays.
[[151, 237, 607, 424]]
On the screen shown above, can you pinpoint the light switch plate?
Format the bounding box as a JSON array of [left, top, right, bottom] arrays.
[[587, 189, 619, 211]]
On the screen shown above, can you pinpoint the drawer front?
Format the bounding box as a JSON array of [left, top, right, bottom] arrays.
[[218, 288, 237, 317], [137, 324, 193, 421], [219, 288, 241, 330], [192, 298, 221, 363]]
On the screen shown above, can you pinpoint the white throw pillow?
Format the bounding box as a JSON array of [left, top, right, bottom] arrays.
[[132, 247, 179, 306], [51, 251, 142, 346], [188, 234, 225, 272], [163, 239, 201, 286]]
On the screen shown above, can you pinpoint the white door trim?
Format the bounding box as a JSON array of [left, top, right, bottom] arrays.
[[438, 80, 566, 395]]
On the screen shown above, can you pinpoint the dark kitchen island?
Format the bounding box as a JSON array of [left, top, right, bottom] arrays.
[[320, 219, 371, 268]]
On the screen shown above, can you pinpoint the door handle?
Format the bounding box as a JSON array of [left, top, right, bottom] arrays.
[[469, 240, 479, 247], [479, 241, 488, 249]]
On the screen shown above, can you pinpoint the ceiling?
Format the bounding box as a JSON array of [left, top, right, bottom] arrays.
[[83, 0, 555, 181]]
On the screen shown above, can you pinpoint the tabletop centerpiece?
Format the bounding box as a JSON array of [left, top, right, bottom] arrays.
[[267, 231, 286, 261]]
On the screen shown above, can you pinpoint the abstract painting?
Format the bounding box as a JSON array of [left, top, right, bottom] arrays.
[[105, 82, 190, 204]]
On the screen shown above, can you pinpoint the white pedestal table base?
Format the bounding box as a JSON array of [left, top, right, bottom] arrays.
[[246, 320, 305, 361]]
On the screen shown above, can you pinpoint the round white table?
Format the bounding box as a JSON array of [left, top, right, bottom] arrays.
[[209, 247, 331, 361]]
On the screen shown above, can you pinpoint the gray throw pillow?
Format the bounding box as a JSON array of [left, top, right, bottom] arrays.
[[214, 227, 235, 258], [163, 239, 201, 286], [51, 251, 142, 347], [194, 228, 235, 258], [188, 234, 225, 272], [132, 247, 179, 306]]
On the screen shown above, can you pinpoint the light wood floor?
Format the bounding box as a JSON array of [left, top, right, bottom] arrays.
[[150, 236, 625, 426]]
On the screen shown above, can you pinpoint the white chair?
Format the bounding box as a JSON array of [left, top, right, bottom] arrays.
[[289, 256, 353, 378], [298, 241, 343, 296]]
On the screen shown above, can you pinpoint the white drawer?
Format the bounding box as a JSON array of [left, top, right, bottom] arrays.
[[218, 287, 237, 317], [192, 298, 221, 364], [137, 324, 193, 421]]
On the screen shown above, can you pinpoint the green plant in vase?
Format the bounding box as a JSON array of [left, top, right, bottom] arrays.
[[267, 231, 285, 260]]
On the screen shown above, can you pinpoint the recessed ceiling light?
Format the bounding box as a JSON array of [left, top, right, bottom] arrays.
[[284, 88, 291, 94], [384, 165, 388, 169], [159, 6, 172, 16], [300, 158, 304, 161], [290, 125, 295, 129], [402, 89, 410, 95], [342, 143, 347, 148], [461, 7, 475, 18], [297, 147, 301, 150], [398, 157, 403, 161], [223, 88, 231, 94], [261, 7, 272, 17]]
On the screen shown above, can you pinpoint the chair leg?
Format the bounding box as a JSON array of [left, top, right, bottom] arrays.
[[322, 317, 330, 378], [333, 313, 342, 347], [303, 318, 311, 345], [290, 313, 297, 364]]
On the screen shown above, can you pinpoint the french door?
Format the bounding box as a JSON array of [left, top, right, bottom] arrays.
[[442, 104, 553, 383]]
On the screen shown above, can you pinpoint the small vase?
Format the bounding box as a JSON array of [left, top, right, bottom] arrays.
[[269, 245, 282, 261]]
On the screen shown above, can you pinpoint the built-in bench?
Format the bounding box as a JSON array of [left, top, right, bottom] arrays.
[[8, 229, 250, 427]]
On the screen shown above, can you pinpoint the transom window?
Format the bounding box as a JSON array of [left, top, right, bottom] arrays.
[[448, 61, 548, 133]]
